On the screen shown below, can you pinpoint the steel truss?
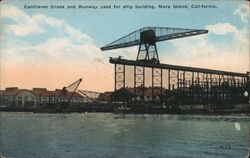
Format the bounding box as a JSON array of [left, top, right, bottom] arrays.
[[134, 66, 145, 102], [112, 58, 249, 106], [115, 64, 125, 91], [152, 68, 163, 103]]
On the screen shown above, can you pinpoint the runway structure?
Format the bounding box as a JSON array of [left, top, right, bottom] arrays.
[[101, 27, 250, 109]]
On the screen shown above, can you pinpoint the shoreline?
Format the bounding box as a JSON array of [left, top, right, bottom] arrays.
[[0, 107, 250, 115]]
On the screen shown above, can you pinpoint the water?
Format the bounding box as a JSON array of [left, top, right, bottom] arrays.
[[0, 112, 250, 158]]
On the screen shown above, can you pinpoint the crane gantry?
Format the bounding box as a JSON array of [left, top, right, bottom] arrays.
[[101, 27, 208, 63], [100, 26, 249, 110]]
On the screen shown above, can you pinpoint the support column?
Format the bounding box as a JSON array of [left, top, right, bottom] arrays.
[[134, 66, 145, 102], [168, 69, 171, 91], [183, 71, 186, 91], [197, 72, 200, 103], [177, 70, 179, 89], [247, 72, 250, 102], [161, 69, 163, 103], [206, 73, 209, 104], [152, 68, 162, 103], [247, 72, 250, 90], [115, 64, 125, 104], [192, 72, 194, 104], [152, 68, 154, 103]]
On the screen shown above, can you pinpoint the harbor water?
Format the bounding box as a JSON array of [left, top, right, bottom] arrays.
[[0, 112, 250, 158]]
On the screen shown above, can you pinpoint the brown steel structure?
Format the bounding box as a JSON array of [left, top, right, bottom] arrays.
[[110, 58, 249, 106], [101, 27, 250, 107]]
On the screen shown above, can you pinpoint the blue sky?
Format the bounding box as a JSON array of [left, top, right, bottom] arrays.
[[0, 0, 249, 92], [5, 0, 246, 46]]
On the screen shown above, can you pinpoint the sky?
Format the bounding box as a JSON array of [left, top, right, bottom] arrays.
[[0, 0, 249, 92]]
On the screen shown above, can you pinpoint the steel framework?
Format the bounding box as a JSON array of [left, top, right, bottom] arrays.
[[101, 27, 208, 64], [134, 66, 145, 102], [101, 26, 249, 109], [112, 58, 249, 106]]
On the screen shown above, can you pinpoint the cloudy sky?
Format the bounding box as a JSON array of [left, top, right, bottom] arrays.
[[0, 0, 249, 92]]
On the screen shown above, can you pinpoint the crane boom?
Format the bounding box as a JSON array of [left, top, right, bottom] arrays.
[[101, 27, 208, 51]]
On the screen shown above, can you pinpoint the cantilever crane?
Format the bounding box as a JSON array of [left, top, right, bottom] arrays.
[[101, 27, 208, 63]]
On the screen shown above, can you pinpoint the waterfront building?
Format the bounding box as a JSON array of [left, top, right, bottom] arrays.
[[0, 87, 87, 108]]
